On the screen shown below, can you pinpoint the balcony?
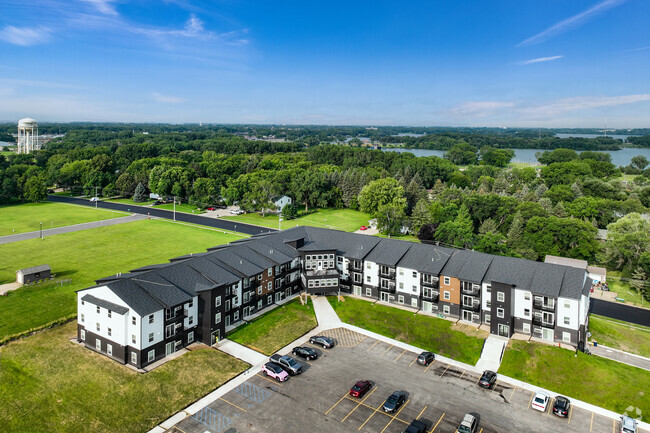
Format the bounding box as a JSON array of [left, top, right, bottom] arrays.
[[421, 290, 439, 302], [379, 268, 396, 278], [165, 308, 188, 322], [533, 301, 555, 311], [461, 284, 481, 296], [462, 301, 481, 312], [379, 282, 396, 293], [421, 277, 439, 288], [532, 316, 554, 327]]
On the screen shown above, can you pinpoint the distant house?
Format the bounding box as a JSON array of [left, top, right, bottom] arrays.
[[274, 195, 292, 213], [544, 255, 606, 284], [17, 264, 51, 284]]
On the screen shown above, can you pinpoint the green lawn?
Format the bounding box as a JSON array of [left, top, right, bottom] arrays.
[[105, 198, 205, 214], [328, 297, 487, 364], [0, 202, 128, 236], [588, 314, 650, 357], [222, 208, 371, 232], [604, 271, 649, 308], [0, 322, 248, 433], [227, 298, 317, 355], [500, 340, 649, 417], [0, 219, 243, 343]]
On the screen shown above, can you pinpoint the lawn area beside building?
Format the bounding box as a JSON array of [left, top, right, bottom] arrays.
[[222, 208, 371, 232], [0, 219, 243, 343], [227, 298, 317, 355], [588, 314, 650, 358], [0, 202, 129, 236], [0, 322, 248, 433], [328, 296, 487, 365], [500, 340, 650, 416]]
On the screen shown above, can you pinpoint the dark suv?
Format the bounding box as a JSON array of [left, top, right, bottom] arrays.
[[553, 396, 571, 417], [309, 335, 335, 348], [478, 370, 497, 389], [292, 346, 318, 360], [417, 351, 435, 366]]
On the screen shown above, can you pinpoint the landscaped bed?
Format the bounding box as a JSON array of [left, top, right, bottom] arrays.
[[500, 339, 650, 416], [227, 298, 317, 355], [0, 322, 248, 433], [588, 314, 650, 358], [328, 296, 487, 365]]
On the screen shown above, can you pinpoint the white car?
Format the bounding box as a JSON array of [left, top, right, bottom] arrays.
[[229, 209, 244, 215], [531, 391, 551, 412]]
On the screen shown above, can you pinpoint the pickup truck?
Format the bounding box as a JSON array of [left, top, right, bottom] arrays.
[[269, 354, 303, 375], [403, 419, 427, 433]]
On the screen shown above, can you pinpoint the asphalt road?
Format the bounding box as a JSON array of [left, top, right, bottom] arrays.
[[47, 195, 277, 236], [590, 298, 650, 327]]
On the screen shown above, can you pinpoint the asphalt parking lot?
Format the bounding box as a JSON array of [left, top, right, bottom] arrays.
[[170, 327, 646, 433]]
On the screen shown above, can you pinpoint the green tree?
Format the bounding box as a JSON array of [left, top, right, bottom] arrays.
[[480, 147, 514, 167], [410, 198, 433, 235], [358, 177, 406, 215], [433, 204, 474, 248], [545, 184, 574, 204], [604, 213, 650, 271], [281, 202, 298, 219], [524, 216, 599, 261], [444, 142, 478, 165], [133, 182, 148, 202], [23, 175, 47, 202], [376, 202, 407, 237], [475, 231, 508, 255], [631, 155, 649, 170]]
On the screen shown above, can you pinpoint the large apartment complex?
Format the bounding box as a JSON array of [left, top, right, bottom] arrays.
[[77, 226, 592, 368]]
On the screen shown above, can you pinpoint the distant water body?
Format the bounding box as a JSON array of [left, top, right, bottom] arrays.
[[555, 133, 637, 141], [383, 147, 650, 167]]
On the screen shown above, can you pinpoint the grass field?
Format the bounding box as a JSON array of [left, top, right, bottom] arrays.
[[588, 314, 650, 357], [105, 198, 205, 214], [0, 202, 128, 236], [227, 298, 317, 355], [328, 297, 487, 365], [500, 340, 649, 417], [604, 271, 649, 308], [222, 208, 371, 232], [0, 219, 244, 342], [0, 322, 248, 433]]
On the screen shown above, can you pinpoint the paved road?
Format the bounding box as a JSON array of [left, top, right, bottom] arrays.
[[47, 195, 277, 236], [590, 298, 650, 327], [590, 343, 650, 371], [0, 214, 148, 244]]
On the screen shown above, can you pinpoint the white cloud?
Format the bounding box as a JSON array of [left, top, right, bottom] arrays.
[[622, 46, 650, 53], [151, 92, 186, 104], [520, 94, 650, 118], [517, 55, 564, 65], [517, 0, 628, 47], [0, 26, 51, 46], [450, 101, 516, 117], [79, 0, 118, 16]]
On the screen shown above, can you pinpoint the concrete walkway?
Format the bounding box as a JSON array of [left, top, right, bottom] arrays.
[[475, 335, 508, 372], [312, 295, 343, 329], [0, 214, 147, 244], [590, 343, 650, 371], [217, 339, 268, 366]]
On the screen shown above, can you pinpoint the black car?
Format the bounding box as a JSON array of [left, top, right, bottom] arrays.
[[383, 391, 407, 413], [292, 346, 318, 360], [403, 419, 427, 433], [417, 351, 435, 366], [309, 335, 335, 348], [553, 396, 571, 417], [478, 370, 497, 389]]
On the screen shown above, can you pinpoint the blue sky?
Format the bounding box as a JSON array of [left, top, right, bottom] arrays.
[[0, 0, 648, 127]]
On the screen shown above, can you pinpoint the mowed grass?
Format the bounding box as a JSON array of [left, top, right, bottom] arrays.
[[0, 322, 248, 433], [0, 202, 128, 236], [105, 198, 205, 214], [328, 297, 486, 364], [500, 340, 650, 416], [227, 298, 317, 355], [0, 219, 243, 341], [222, 208, 371, 232], [588, 314, 650, 357]]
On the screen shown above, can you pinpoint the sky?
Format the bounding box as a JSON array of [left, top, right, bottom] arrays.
[[0, 0, 649, 127]]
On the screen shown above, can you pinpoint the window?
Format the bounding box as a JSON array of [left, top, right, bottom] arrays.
[[443, 276, 450, 285], [399, 282, 404, 289], [564, 301, 571, 309], [132, 335, 136, 344], [413, 271, 417, 278], [485, 314, 491, 324], [562, 332, 571, 343], [267, 282, 272, 291], [497, 292, 505, 302], [215, 296, 221, 307], [81, 314, 85, 322], [486, 284, 491, 293], [398, 295, 404, 304], [366, 276, 371, 283], [399, 269, 404, 276], [524, 292, 531, 300], [225, 300, 230, 312], [366, 288, 372, 296], [96, 306, 100, 314], [95, 339, 101, 351], [131, 316, 136, 325], [81, 300, 85, 305], [524, 308, 530, 317], [108, 310, 112, 318], [275, 266, 280, 274], [411, 298, 418, 307], [148, 332, 154, 342], [215, 313, 221, 324], [412, 285, 417, 292], [443, 305, 450, 315], [188, 300, 193, 308], [187, 331, 194, 343], [267, 295, 272, 305], [366, 262, 371, 269], [80, 329, 86, 341], [107, 344, 112, 356], [443, 291, 450, 300], [188, 316, 193, 325], [258, 286, 263, 295], [258, 274, 262, 281], [148, 350, 155, 362], [131, 352, 137, 364], [523, 323, 530, 334], [225, 286, 231, 296], [486, 301, 491, 309], [107, 328, 112, 337], [234, 311, 239, 321], [564, 317, 570, 326], [268, 268, 272, 276], [149, 314, 154, 324], [497, 308, 504, 318], [96, 323, 100, 332]]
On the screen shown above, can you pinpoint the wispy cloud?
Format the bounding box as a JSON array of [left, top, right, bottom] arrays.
[[450, 101, 516, 117], [80, 0, 118, 16], [517, 55, 564, 65], [151, 92, 186, 104], [517, 0, 629, 47], [0, 25, 52, 46], [621, 46, 650, 53], [520, 94, 650, 118]]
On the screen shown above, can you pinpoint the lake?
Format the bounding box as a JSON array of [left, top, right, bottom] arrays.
[[383, 147, 650, 167], [555, 133, 638, 141]]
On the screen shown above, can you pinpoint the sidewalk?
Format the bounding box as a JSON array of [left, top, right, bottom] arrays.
[[590, 342, 650, 371]]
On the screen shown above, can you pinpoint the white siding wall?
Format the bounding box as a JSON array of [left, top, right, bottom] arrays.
[[127, 311, 143, 350], [481, 283, 491, 311], [184, 296, 198, 330], [232, 282, 242, 307], [579, 294, 589, 326], [396, 267, 420, 295], [513, 289, 533, 320], [140, 310, 164, 350], [557, 297, 580, 330], [364, 261, 378, 286], [78, 286, 132, 346]]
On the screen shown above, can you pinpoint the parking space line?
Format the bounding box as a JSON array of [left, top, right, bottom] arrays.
[[492, 379, 499, 391], [430, 412, 445, 432], [548, 397, 554, 414], [394, 349, 407, 362], [590, 412, 594, 431], [341, 387, 377, 423], [326, 392, 349, 415], [257, 374, 283, 387], [356, 335, 368, 347], [368, 341, 380, 351], [567, 405, 573, 424], [612, 418, 615, 433], [528, 391, 534, 408], [379, 399, 409, 433], [218, 398, 248, 412], [424, 360, 435, 373], [409, 357, 417, 367], [382, 344, 394, 354], [478, 429, 483, 433], [459, 370, 465, 380], [440, 364, 450, 377], [509, 386, 517, 401], [416, 405, 427, 420], [357, 401, 383, 430]]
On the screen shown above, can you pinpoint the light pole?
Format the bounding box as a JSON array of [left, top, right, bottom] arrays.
[[40, 222, 43, 239], [173, 196, 176, 222]]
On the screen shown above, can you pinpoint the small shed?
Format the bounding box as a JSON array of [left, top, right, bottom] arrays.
[[16, 264, 51, 284]]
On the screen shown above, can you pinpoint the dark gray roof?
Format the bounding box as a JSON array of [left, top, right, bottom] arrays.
[[81, 294, 129, 315], [441, 250, 493, 283], [581, 277, 593, 297], [131, 272, 194, 306], [186, 257, 241, 288], [560, 267, 588, 300], [130, 263, 171, 273], [364, 238, 412, 266], [397, 243, 454, 275], [293, 226, 381, 260], [298, 241, 336, 252], [205, 250, 264, 278], [102, 279, 165, 316], [530, 263, 565, 298], [17, 264, 50, 274], [484, 256, 538, 289]]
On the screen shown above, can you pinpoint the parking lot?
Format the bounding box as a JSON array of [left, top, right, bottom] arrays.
[[171, 327, 646, 433]]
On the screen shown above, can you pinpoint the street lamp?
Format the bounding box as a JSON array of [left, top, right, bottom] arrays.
[[40, 222, 43, 239]]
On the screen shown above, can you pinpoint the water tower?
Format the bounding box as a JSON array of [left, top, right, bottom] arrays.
[[17, 117, 39, 154]]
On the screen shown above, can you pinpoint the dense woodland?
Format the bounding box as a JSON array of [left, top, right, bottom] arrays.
[[0, 127, 648, 300]]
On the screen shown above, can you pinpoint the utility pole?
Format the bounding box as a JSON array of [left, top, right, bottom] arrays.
[[40, 222, 43, 239], [173, 196, 176, 221], [279, 214, 283, 231], [95, 186, 98, 208]]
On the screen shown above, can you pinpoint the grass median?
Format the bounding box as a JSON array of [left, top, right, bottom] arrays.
[[328, 296, 486, 365], [500, 340, 650, 416], [222, 208, 371, 232], [588, 314, 650, 358], [227, 298, 317, 355], [0, 322, 248, 433]]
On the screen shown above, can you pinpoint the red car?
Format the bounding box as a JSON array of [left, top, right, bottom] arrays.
[[350, 380, 372, 398], [360, 226, 368, 231], [207, 207, 215, 211]]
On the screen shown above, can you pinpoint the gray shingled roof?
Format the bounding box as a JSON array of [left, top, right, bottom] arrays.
[[441, 250, 493, 283], [81, 294, 129, 315], [530, 264, 565, 298], [483, 256, 537, 289], [17, 264, 50, 274], [103, 279, 165, 316], [364, 238, 412, 266], [545, 255, 588, 270], [560, 266, 588, 300], [398, 243, 454, 275], [298, 241, 336, 252], [297, 226, 381, 259]]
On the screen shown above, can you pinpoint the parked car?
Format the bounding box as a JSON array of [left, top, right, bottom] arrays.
[[383, 391, 407, 413], [620, 415, 638, 433], [229, 209, 245, 215], [403, 419, 427, 433], [360, 225, 368, 231], [309, 335, 335, 348], [478, 370, 497, 389], [457, 413, 479, 433], [416, 351, 435, 366], [206, 207, 215, 211], [269, 354, 303, 375], [262, 362, 289, 382], [531, 391, 551, 412], [349, 380, 372, 398], [292, 346, 318, 360], [552, 396, 571, 417], [90, 197, 99, 202]]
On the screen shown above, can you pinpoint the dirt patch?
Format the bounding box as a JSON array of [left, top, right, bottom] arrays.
[[454, 322, 489, 338]]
